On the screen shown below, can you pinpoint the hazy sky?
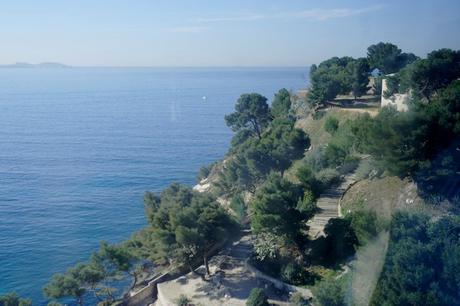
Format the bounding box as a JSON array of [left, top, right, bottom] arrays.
[[1, 0, 460, 66]]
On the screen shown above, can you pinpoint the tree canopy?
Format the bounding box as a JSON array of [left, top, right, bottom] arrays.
[[0, 293, 32, 306], [371, 213, 460, 306], [145, 184, 238, 275], [225, 93, 271, 139], [271, 88, 292, 118], [250, 173, 309, 247], [217, 118, 309, 195], [367, 42, 417, 74]]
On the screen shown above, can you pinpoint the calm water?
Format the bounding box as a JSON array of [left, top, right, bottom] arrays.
[[0, 67, 308, 304]]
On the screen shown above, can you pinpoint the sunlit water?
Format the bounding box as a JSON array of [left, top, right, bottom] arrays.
[[0, 67, 308, 304]]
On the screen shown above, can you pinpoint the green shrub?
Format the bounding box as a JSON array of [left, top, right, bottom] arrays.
[[297, 164, 322, 196], [289, 292, 311, 306], [316, 168, 341, 189], [281, 263, 310, 286], [176, 294, 191, 306], [324, 218, 359, 262], [304, 147, 327, 171], [347, 210, 378, 244], [0, 292, 32, 306], [312, 110, 326, 120], [197, 162, 215, 181], [324, 116, 339, 134], [296, 190, 317, 218], [230, 194, 246, 222], [314, 278, 346, 306], [246, 288, 269, 306], [324, 143, 347, 167]]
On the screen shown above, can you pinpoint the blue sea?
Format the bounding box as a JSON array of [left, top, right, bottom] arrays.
[[0, 67, 308, 304]]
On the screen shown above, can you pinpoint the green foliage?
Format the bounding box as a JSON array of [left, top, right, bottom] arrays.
[[229, 194, 246, 222], [296, 189, 317, 219], [324, 116, 339, 134], [289, 292, 311, 306], [253, 232, 284, 261], [44, 241, 138, 305], [218, 118, 310, 195], [281, 263, 310, 286], [313, 278, 346, 306], [146, 184, 238, 273], [347, 210, 379, 244], [351, 108, 426, 176], [308, 57, 356, 107], [400, 48, 460, 100], [271, 88, 292, 118], [351, 80, 460, 191], [0, 292, 32, 306], [312, 110, 326, 120], [250, 173, 306, 245], [225, 93, 272, 139], [367, 42, 417, 74], [321, 218, 359, 263], [197, 162, 215, 181], [323, 119, 357, 169], [296, 164, 322, 196], [315, 168, 341, 188], [44, 269, 87, 305], [371, 212, 460, 305], [176, 294, 191, 306], [382, 74, 400, 98], [246, 288, 269, 306], [351, 57, 371, 98]]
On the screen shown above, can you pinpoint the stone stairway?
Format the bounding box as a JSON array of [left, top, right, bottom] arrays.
[[307, 172, 358, 239]]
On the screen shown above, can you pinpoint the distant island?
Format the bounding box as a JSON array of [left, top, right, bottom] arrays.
[[0, 62, 70, 68]]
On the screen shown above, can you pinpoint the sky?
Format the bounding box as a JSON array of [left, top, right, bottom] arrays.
[[1, 0, 460, 67]]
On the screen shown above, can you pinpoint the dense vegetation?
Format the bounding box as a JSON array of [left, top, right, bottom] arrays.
[[217, 90, 310, 194], [142, 184, 239, 275], [4, 42, 459, 306], [371, 213, 460, 305]]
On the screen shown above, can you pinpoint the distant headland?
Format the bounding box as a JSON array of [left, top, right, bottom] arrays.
[[0, 62, 70, 68]]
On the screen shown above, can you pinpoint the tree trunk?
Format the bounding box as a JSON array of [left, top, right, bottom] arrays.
[[204, 255, 210, 276], [128, 271, 138, 291]]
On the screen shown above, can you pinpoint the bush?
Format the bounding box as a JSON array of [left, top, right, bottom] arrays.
[[297, 164, 322, 197], [324, 143, 347, 167], [176, 294, 191, 306], [246, 288, 269, 306], [304, 147, 327, 171], [197, 163, 214, 181], [314, 278, 346, 306], [347, 210, 379, 244], [289, 292, 311, 306], [230, 194, 246, 222], [316, 168, 341, 189], [324, 116, 339, 134], [296, 190, 317, 218], [324, 218, 359, 262], [0, 292, 32, 306], [281, 263, 310, 286], [312, 110, 326, 120]]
